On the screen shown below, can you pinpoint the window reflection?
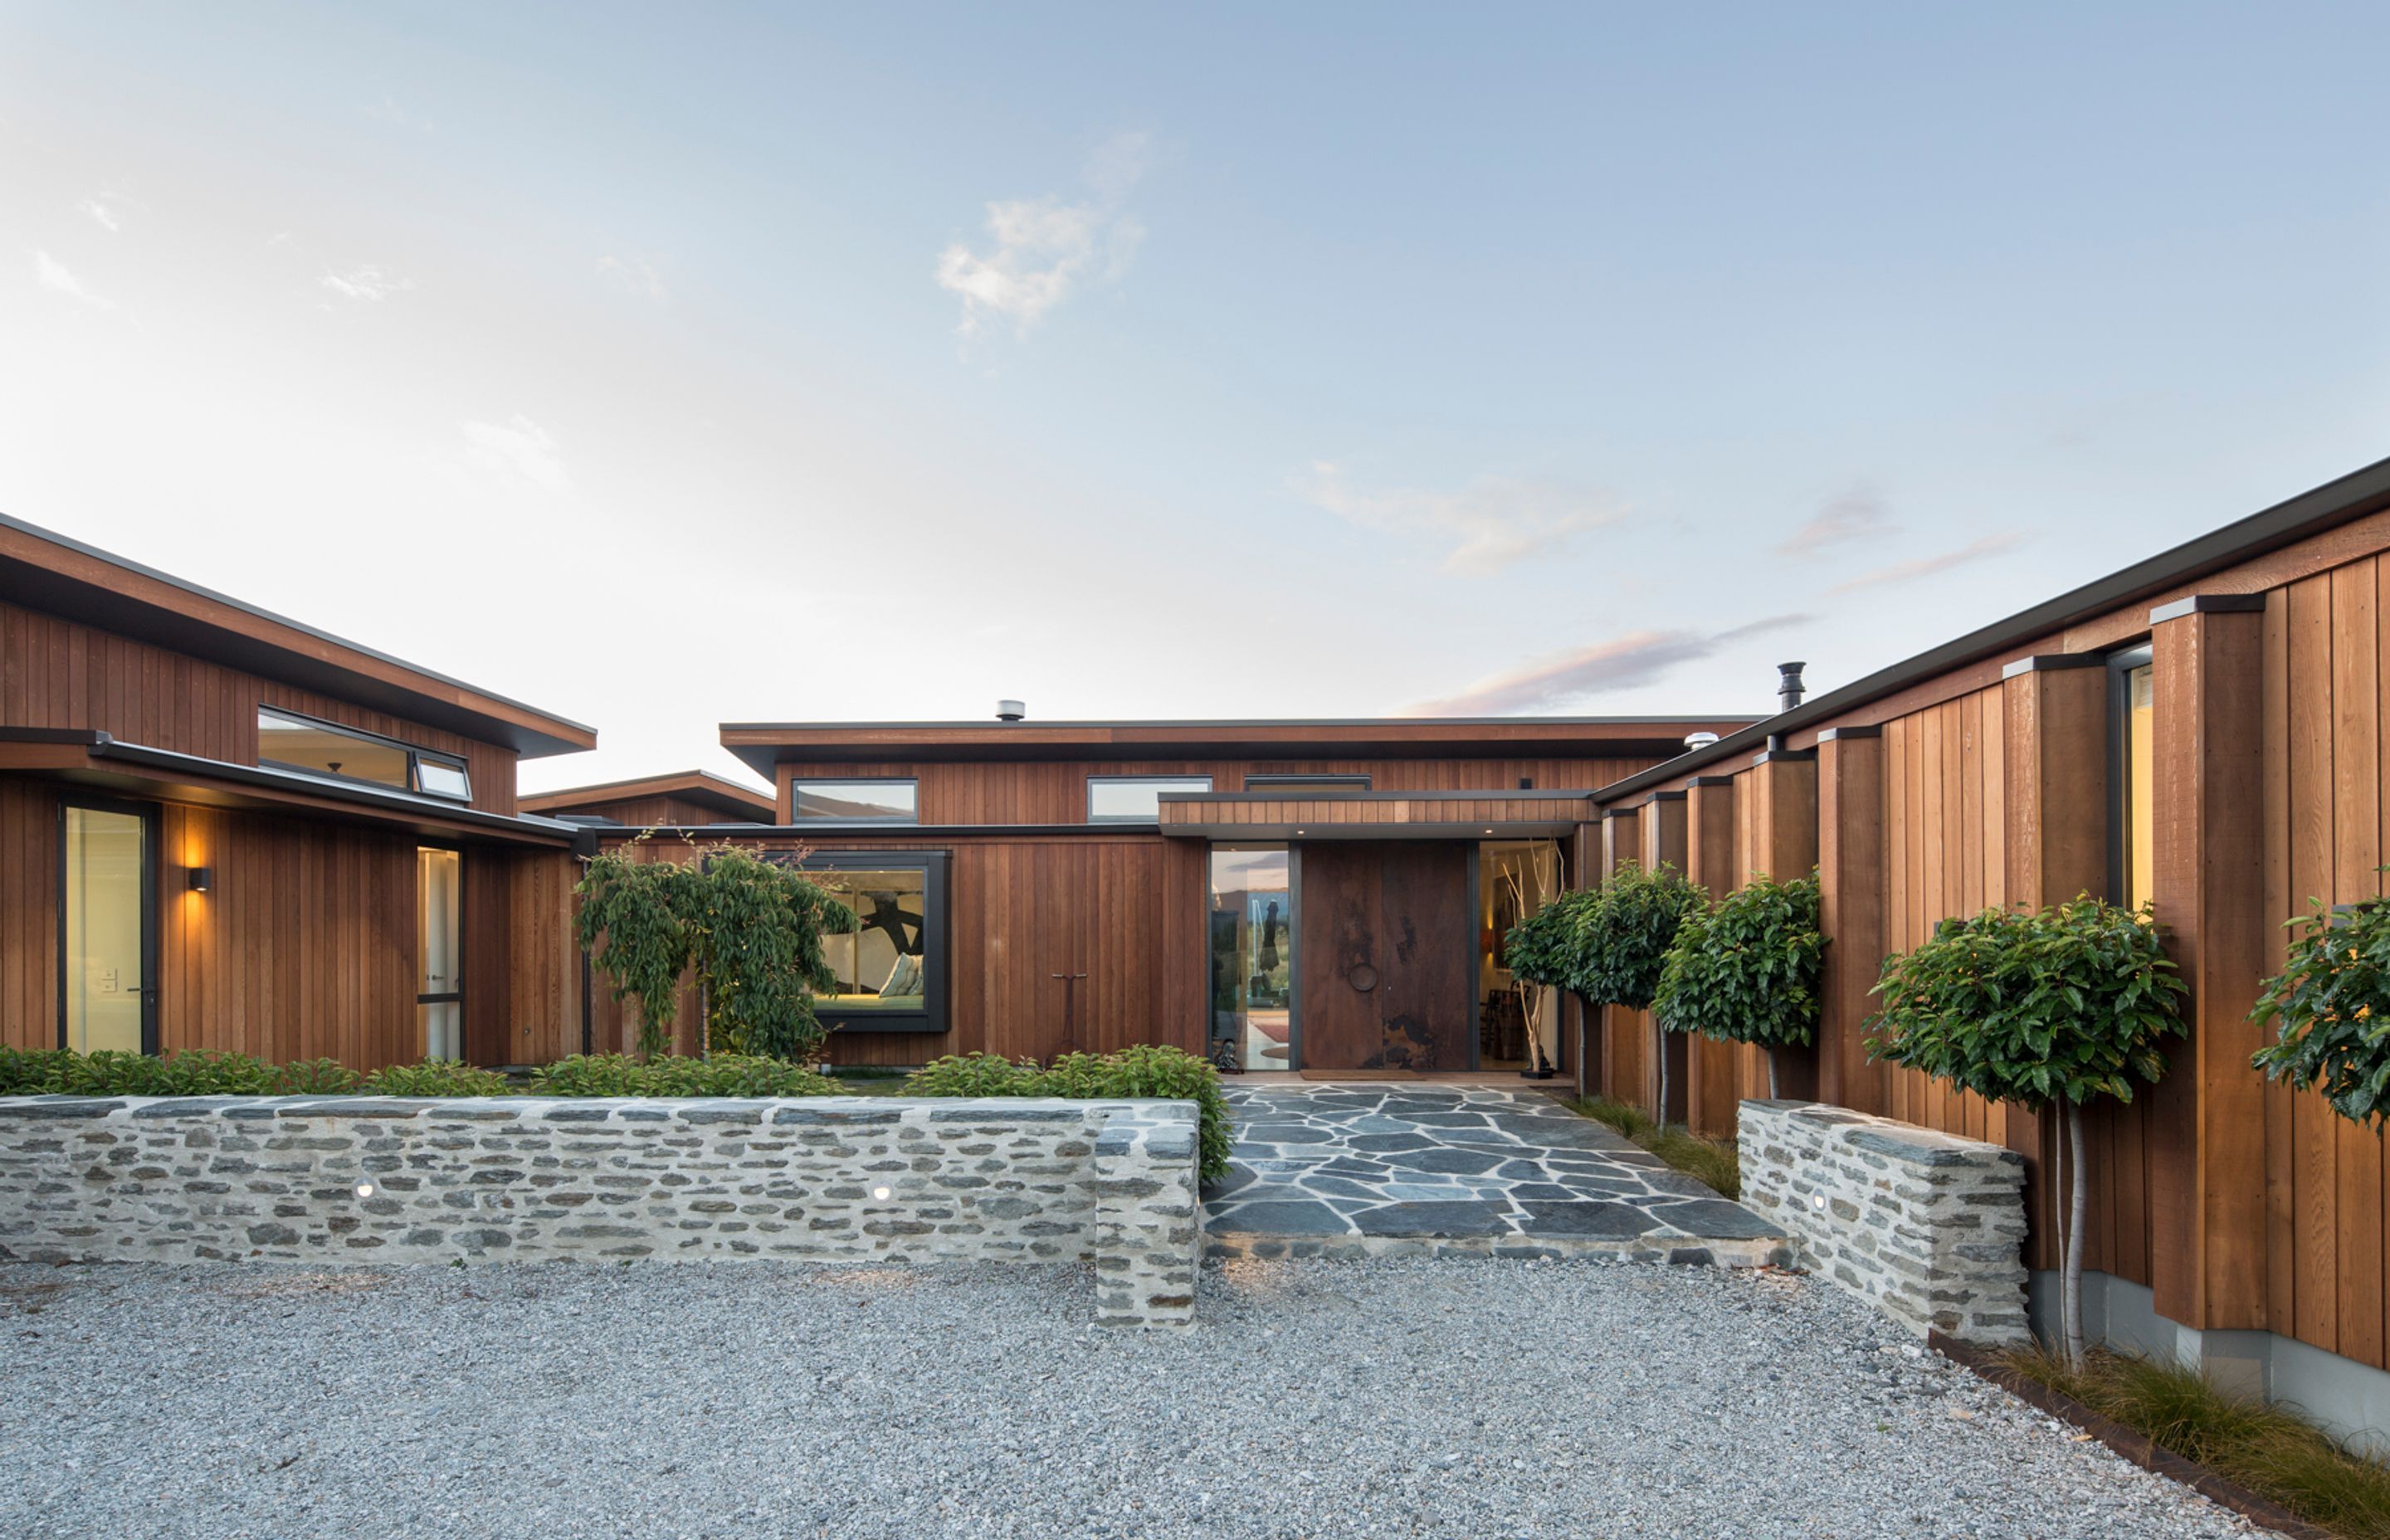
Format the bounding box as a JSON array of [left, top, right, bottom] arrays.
[[815, 869, 930, 1008], [1210, 845, 1290, 1070]]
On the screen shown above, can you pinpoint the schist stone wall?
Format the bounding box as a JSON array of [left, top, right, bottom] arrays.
[[1739, 1099, 2031, 1346], [0, 1095, 1202, 1328]]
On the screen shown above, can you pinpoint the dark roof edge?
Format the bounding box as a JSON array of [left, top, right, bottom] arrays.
[[1588, 451, 2390, 806], [0, 509, 598, 751]]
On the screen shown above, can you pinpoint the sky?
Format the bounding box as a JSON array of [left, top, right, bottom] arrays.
[[6, 2, 2389, 795]]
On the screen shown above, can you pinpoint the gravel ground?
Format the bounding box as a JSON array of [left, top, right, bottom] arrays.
[[0, 1256, 2261, 1540]]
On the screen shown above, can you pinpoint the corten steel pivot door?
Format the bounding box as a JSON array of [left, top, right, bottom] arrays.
[[61, 799, 158, 1055], [1298, 841, 1471, 1071]]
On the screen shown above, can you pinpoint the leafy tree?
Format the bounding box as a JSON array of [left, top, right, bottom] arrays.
[[2251, 890, 2390, 1127], [574, 837, 856, 1061], [1866, 897, 2185, 1364], [1578, 863, 1705, 1120], [1654, 870, 1826, 1099]]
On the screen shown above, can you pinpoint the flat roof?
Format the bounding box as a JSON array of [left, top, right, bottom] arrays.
[[0, 512, 598, 759], [718, 715, 1759, 777]]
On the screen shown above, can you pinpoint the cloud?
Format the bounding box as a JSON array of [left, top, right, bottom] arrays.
[[1296, 461, 1619, 575], [462, 416, 568, 492], [78, 197, 121, 233], [32, 250, 110, 309], [319, 265, 410, 301], [598, 254, 670, 301], [1412, 615, 1809, 715], [1829, 532, 2027, 594], [1778, 484, 1894, 558], [935, 131, 1149, 339]]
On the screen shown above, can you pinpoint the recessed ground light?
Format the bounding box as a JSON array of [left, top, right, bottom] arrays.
[[1811, 1193, 1827, 1211], [871, 1185, 892, 1201], [354, 1181, 375, 1199]]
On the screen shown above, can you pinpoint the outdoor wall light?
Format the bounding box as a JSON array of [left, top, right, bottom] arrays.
[[354, 1180, 376, 1199], [871, 1185, 893, 1201], [185, 865, 213, 894]]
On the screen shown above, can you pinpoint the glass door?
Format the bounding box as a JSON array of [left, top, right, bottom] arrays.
[[61, 799, 157, 1055], [417, 847, 462, 1060], [1208, 845, 1293, 1070]]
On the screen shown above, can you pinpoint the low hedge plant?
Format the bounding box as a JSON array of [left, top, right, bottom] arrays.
[[903, 1045, 1232, 1182], [0, 1047, 835, 1100], [529, 1053, 838, 1098]]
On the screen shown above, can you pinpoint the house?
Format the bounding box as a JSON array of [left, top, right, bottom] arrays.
[[578, 715, 1754, 1066], [522, 770, 774, 827], [0, 514, 594, 1069], [1577, 451, 2390, 1434]]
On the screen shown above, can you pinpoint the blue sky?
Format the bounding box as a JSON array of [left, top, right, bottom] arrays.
[[6, 3, 2388, 791]]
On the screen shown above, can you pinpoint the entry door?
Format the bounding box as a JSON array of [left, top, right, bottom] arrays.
[[417, 848, 462, 1060], [1297, 841, 1471, 1071], [61, 798, 158, 1055]]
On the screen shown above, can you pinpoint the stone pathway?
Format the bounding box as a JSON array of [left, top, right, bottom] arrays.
[[1204, 1083, 1790, 1264]]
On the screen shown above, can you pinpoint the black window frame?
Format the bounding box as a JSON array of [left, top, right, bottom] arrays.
[[1241, 773, 1372, 791], [788, 777, 921, 825], [56, 792, 161, 1055], [1086, 774, 1214, 822], [770, 850, 949, 1035], [256, 704, 473, 803], [2105, 642, 2155, 908]]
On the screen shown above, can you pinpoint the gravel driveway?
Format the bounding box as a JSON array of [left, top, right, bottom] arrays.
[[0, 1257, 2256, 1540]]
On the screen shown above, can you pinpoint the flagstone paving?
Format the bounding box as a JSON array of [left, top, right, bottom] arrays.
[[1203, 1083, 1789, 1260]]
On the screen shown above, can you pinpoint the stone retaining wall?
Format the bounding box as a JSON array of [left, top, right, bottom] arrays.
[[0, 1095, 1202, 1328], [1739, 1099, 2030, 1345]]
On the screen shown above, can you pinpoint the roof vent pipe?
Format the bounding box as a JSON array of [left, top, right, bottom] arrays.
[[996, 699, 1026, 722], [1683, 732, 1719, 752], [1776, 661, 1807, 714]]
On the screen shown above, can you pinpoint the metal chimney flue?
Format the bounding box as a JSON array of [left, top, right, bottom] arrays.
[[1776, 661, 1807, 714], [996, 699, 1026, 722]]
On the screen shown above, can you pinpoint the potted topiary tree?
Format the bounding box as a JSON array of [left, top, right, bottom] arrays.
[[1866, 896, 2186, 1365], [1576, 861, 1705, 1123], [1653, 870, 1826, 1100], [2251, 890, 2390, 1126]]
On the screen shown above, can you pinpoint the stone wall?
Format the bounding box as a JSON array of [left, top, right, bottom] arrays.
[[1739, 1099, 2030, 1345], [0, 1095, 1202, 1328]]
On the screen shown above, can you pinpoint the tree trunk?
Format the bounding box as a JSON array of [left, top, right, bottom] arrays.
[[1653, 1016, 1670, 1127], [2065, 1100, 2088, 1367], [1767, 1045, 1780, 1101]]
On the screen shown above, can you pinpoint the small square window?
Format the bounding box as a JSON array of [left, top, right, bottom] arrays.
[[413, 758, 472, 802]]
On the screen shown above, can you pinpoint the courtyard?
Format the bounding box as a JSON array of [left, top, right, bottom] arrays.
[[0, 1254, 2256, 1540]]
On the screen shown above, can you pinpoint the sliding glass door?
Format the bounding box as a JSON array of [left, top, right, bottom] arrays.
[[417, 847, 462, 1061], [1209, 845, 1293, 1070], [61, 798, 157, 1055]]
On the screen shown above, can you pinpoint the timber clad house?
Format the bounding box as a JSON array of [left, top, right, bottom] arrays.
[[12, 451, 2390, 1412]]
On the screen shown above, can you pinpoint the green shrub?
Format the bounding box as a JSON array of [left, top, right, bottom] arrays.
[[903, 1045, 1234, 1182], [8, 1050, 364, 1097], [1867, 896, 2187, 1362], [361, 1061, 515, 1098], [1654, 870, 1826, 1097], [1503, 886, 1600, 995], [529, 1052, 837, 1099], [0, 1047, 72, 1094], [902, 1052, 1045, 1098], [2252, 891, 2390, 1127]]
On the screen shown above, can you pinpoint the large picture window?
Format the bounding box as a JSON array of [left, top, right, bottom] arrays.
[[791, 780, 919, 822], [1087, 775, 1212, 821], [257, 707, 472, 802], [771, 850, 948, 1033]]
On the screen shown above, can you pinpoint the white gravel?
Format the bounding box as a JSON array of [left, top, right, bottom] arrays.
[[0, 1256, 2261, 1540]]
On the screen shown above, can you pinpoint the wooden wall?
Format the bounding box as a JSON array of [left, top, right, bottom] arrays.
[[583, 831, 1207, 1068], [1, 597, 519, 814], [774, 756, 1660, 825], [1, 777, 572, 1069]]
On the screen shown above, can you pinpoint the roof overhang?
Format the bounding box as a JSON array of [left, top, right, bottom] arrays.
[[0, 514, 598, 759], [0, 729, 582, 846], [1590, 450, 2390, 804], [521, 769, 774, 821], [1155, 788, 1592, 841], [717, 716, 1757, 779]]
